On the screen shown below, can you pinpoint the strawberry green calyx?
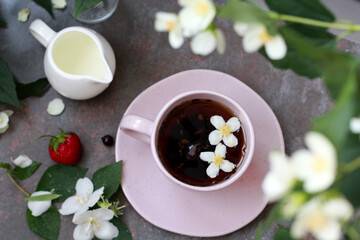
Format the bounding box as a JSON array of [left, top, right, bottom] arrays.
[[36, 128, 71, 153]]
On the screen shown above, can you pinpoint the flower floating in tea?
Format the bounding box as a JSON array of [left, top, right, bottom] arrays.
[[200, 143, 235, 178], [208, 115, 240, 147]]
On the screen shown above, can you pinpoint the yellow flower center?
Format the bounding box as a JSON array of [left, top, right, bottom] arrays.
[[220, 124, 231, 136], [195, 2, 209, 15], [213, 155, 223, 166], [258, 30, 273, 44], [166, 21, 175, 32], [89, 217, 101, 231], [312, 155, 327, 173], [307, 212, 327, 231]]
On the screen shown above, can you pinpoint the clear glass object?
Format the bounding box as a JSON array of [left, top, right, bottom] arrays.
[[66, 0, 119, 24]]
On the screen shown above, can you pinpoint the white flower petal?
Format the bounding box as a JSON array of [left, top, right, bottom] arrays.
[[305, 132, 336, 165], [52, 0, 66, 9], [242, 24, 264, 53], [190, 31, 217, 56], [265, 35, 287, 60], [223, 134, 238, 147], [206, 163, 220, 178], [208, 130, 222, 145], [350, 118, 360, 134], [178, 0, 192, 7], [155, 12, 177, 32], [313, 220, 341, 240], [210, 115, 225, 129], [0, 124, 9, 134], [303, 171, 335, 193], [87, 187, 104, 207], [233, 22, 249, 36], [291, 149, 314, 180], [0, 112, 9, 129], [226, 117, 240, 132], [169, 26, 184, 49], [76, 177, 94, 196], [216, 29, 226, 54], [47, 98, 65, 116], [220, 160, 235, 172], [18, 8, 30, 22], [323, 198, 353, 220], [262, 173, 291, 202], [262, 151, 295, 201], [28, 191, 52, 217], [178, 0, 216, 37], [93, 208, 115, 221], [200, 152, 215, 162], [73, 210, 93, 224], [4, 110, 14, 117], [94, 220, 119, 240], [59, 196, 81, 215], [73, 206, 89, 223], [215, 143, 226, 158], [73, 223, 94, 240], [290, 212, 308, 239], [13, 155, 33, 168]]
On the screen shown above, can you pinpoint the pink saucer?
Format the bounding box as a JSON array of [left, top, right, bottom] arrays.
[[115, 70, 284, 237]]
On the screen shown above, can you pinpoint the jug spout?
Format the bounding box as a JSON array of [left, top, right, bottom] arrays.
[[89, 58, 113, 85]]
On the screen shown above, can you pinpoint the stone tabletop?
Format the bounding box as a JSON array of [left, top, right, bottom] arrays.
[[1, 0, 360, 239]]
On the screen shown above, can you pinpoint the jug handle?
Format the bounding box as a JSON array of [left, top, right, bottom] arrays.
[[29, 19, 56, 48]]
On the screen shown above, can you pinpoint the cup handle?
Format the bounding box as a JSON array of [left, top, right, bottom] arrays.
[[29, 19, 56, 48], [119, 115, 154, 143]]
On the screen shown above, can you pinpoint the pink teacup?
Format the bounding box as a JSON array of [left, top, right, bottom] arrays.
[[119, 90, 255, 191]]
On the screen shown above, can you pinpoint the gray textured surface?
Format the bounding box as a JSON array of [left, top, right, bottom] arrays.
[[0, 0, 360, 239]]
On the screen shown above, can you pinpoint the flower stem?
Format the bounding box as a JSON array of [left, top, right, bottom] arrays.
[[340, 157, 360, 175], [268, 11, 360, 32], [6, 171, 30, 197]]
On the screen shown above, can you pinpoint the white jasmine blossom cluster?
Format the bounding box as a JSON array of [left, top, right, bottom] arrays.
[[27, 177, 118, 240], [200, 115, 241, 178], [155, 0, 225, 56], [234, 22, 287, 60], [261, 131, 354, 240], [59, 177, 118, 240], [262, 132, 337, 201]]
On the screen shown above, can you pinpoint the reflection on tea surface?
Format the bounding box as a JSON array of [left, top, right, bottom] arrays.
[[158, 99, 246, 187]]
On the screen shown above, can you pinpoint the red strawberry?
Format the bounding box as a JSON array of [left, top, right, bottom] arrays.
[[37, 129, 82, 165]]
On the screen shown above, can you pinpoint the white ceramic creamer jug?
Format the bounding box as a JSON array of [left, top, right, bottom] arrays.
[[29, 19, 116, 100]]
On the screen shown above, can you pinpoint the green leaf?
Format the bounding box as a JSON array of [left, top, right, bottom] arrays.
[[274, 227, 292, 240], [0, 16, 6, 28], [32, 0, 54, 18], [74, 0, 102, 19], [0, 162, 11, 170], [345, 216, 360, 240], [92, 161, 122, 198], [0, 56, 21, 109], [111, 218, 132, 240], [265, 0, 334, 22], [340, 168, 360, 207], [15, 78, 50, 100], [36, 165, 88, 202], [93, 218, 132, 240], [11, 161, 41, 180], [254, 222, 263, 240], [25, 194, 61, 201], [26, 206, 60, 240], [264, 204, 284, 230], [219, 0, 277, 34]]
